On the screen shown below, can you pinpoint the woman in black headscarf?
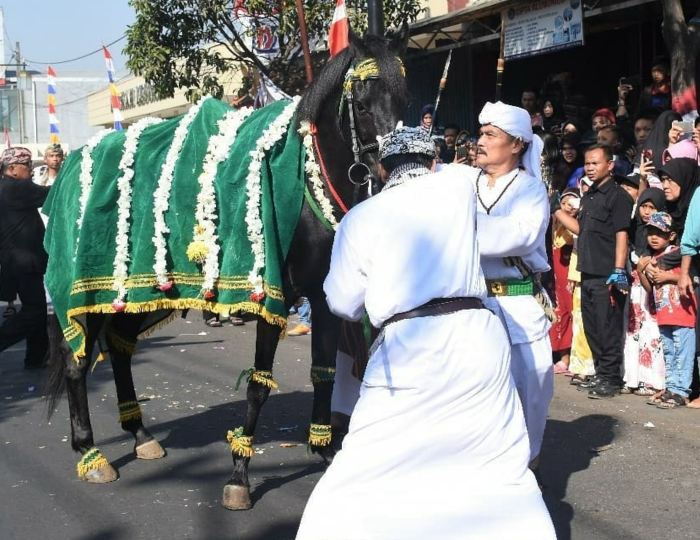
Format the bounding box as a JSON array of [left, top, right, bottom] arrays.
[[630, 187, 667, 260], [657, 157, 700, 236], [419, 104, 434, 132], [641, 110, 682, 170]]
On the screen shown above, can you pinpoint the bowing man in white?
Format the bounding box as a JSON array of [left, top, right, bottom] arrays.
[[296, 125, 555, 540], [454, 102, 554, 468]]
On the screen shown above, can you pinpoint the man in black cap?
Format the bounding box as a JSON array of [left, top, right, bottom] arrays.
[[0, 147, 51, 368]]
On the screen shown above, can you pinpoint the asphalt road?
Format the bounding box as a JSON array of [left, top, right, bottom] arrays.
[[1, 312, 700, 540]]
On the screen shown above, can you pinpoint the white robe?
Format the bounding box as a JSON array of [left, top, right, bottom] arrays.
[[297, 167, 555, 540], [457, 164, 554, 460]]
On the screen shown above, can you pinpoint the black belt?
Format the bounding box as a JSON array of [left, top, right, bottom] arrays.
[[382, 297, 484, 328]]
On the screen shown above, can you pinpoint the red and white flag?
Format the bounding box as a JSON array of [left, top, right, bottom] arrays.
[[329, 0, 349, 57]]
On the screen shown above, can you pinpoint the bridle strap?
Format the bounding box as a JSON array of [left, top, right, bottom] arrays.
[[309, 123, 350, 215]]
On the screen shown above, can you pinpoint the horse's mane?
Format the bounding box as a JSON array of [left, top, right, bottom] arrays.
[[297, 34, 409, 123]]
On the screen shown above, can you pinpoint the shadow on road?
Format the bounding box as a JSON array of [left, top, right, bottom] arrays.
[[542, 413, 617, 540]]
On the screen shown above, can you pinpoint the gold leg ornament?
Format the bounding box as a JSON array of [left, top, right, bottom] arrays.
[[227, 427, 254, 458], [118, 400, 142, 423], [309, 424, 332, 446], [76, 447, 110, 479], [310, 366, 336, 384]]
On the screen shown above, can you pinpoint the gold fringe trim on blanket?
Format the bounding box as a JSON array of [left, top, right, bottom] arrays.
[[250, 370, 279, 389], [118, 400, 142, 423], [69, 273, 284, 301], [64, 299, 287, 362], [310, 366, 336, 384], [227, 427, 254, 458], [76, 447, 110, 479], [308, 424, 332, 447]]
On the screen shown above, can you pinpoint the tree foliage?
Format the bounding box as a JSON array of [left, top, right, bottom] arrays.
[[125, 0, 424, 99]]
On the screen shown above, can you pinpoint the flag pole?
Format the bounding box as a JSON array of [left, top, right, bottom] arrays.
[[495, 11, 505, 101], [295, 0, 314, 84], [428, 50, 453, 137]]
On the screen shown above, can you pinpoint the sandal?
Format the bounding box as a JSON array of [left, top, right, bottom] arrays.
[[205, 317, 222, 327], [633, 386, 657, 397], [570, 374, 588, 386], [647, 390, 671, 406], [656, 393, 686, 409], [553, 360, 571, 375]]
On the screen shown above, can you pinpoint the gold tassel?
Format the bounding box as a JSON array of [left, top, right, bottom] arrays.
[[227, 427, 254, 458], [118, 401, 142, 423], [310, 366, 336, 384], [76, 447, 110, 479], [250, 370, 279, 389], [308, 424, 332, 447]]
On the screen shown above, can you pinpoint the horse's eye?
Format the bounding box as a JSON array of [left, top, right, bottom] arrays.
[[356, 102, 368, 115]]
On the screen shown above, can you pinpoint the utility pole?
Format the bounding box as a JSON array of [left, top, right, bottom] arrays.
[[367, 0, 384, 36], [14, 41, 24, 143]]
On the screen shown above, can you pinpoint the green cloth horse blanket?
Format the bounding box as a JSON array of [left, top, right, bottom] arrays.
[[44, 97, 316, 358]]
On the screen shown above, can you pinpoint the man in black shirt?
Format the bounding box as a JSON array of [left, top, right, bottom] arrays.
[[553, 144, 634, 398], [0, 147, 51, 368]]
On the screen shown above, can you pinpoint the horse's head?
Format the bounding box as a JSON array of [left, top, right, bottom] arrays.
[[298, 25, 409, 204]]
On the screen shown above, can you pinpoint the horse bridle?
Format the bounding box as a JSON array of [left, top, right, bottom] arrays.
[[339, 58, 406, 202]]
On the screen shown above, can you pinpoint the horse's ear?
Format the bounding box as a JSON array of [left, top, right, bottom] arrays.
[[349, 28, 367, 57], [387, 22, 409, 56]]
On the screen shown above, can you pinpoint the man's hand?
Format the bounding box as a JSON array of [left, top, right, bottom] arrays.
[[678, 271, 694, 299], [606, 267, 629, 293]]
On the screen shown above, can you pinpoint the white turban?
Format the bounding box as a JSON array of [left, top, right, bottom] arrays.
[[478, 101, 544, 182]]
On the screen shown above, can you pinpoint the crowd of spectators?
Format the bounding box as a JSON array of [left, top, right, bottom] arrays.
[[427, 61, 700, 408]]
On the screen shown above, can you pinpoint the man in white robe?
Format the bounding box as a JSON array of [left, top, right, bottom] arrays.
[[297, 126, 555, 540], [454, 102, 553, 467]]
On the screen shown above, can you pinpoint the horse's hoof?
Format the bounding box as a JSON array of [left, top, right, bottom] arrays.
[[311, 443, 336, 465], [135, 439, 166, 460], [83, 463, 119, 483], [222, 484, 252, 511]]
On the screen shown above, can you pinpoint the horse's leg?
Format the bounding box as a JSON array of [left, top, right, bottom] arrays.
[[223, 316, 282, 511], [106, 313, 165, 460], [62, 314, 119, 483], [306, 291, 341, 462]]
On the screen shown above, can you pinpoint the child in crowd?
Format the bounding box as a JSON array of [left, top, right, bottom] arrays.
[[568, 180, 595, 385], [550, 189, 579, 374], [623, 188, 666, 395], [638, 212, 697, 409]]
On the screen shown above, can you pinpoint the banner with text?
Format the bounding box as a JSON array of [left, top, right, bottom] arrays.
[[504, 0, 584, 60]]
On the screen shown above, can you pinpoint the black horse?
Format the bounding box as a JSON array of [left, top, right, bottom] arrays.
[[46, 28, 409, 511]]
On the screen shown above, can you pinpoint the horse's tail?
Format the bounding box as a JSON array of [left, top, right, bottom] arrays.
[[44, 317, 67, 419]]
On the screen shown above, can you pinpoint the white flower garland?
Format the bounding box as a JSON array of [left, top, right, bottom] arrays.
[[188, 106, 255, 293], [75, 128, 114, 251], [298, 121, 338, 231], [152, 95, 212, 288], [111, 117, 164, 307], [245, 96, 301, 296]]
